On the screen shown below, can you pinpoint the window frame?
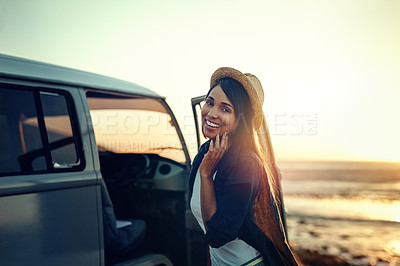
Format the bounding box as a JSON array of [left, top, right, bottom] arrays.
[[0, 83, 85, 177]]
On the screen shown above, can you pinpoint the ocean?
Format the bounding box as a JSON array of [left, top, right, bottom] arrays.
[[279, 161, 400, 265]]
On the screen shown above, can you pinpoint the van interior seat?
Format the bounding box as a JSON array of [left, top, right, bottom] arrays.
[[100, 178, 146, 261]]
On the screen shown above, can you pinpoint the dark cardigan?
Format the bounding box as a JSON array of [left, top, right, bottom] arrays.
[[189, 141, 297, 266]]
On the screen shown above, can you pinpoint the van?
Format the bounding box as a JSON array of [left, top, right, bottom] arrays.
[[0, 54, 286, 265]]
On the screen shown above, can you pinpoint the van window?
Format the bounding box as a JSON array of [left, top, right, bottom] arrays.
[[0, 85, 83, 176], [87, 92, 186, 163]]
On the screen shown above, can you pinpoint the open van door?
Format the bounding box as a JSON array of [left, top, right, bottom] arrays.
[[190, 95, 288, 237], [191, 95, 206, 150]]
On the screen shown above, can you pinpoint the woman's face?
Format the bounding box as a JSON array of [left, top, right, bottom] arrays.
[[201, 85, 237, 140]]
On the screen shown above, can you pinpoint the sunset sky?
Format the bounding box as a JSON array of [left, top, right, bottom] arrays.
[[1, 0, 399, 162]]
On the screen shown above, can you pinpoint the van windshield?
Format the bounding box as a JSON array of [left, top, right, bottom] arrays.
[[86, 92, 186, 163]]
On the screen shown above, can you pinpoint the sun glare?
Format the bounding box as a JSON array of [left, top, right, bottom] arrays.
[[385, 240, 400, 255]]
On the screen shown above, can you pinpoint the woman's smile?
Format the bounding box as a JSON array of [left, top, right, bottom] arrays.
[[205, 119, 221, 129]]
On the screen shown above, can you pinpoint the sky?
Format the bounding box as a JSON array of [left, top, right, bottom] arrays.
[[1, 0, 399, 162]]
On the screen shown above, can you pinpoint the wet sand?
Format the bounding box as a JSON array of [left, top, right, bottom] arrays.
[[286, 206, 400, 266], [279, 161, 400, 266]]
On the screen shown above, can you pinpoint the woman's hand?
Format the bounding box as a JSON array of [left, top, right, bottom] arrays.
[[199, 132, 228, 228], [199, 132, 229, 179]]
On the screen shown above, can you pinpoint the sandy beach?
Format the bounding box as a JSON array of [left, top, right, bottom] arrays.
[[287, 213, 400, 265], [280, 161, 400, 266]]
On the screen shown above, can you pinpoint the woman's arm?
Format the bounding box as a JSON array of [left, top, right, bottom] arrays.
[[199, 133, 228, 229]]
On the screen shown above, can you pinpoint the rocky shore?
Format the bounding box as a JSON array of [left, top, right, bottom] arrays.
[[293, 247, 397, 266], [294, 248, 351, 266]]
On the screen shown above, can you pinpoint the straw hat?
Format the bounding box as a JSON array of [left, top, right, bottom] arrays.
[[210, 67, 265, 130]]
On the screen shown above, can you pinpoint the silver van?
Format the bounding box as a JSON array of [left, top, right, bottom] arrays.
[[0, 54, 286, 266]]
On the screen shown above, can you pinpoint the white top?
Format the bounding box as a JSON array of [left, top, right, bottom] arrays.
[[190, 169, 260, 265]]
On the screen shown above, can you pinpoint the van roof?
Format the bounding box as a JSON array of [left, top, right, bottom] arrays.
[[0, 54, 162, 99]]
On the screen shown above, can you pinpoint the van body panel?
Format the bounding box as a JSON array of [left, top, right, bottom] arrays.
[[0, 185, 102, 266]]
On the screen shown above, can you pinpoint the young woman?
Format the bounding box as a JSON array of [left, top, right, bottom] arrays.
[[189, 67, 298, 265]]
